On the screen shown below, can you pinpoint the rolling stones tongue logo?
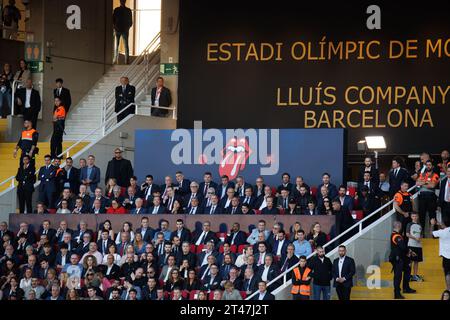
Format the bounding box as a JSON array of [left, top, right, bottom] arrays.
[[219, 137, 252, 180]]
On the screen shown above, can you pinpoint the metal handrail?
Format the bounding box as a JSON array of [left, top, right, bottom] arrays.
[[245, 185, 417, 300]]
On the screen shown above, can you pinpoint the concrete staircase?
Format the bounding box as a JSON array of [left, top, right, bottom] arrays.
[[351, 238, 445, 300], [0, 119, 6, 142], [64, 65, 129, 142]]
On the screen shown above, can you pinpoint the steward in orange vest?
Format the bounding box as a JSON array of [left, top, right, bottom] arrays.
[[50, 97, 66, 159], [14, 119, 39, 168], [290, 255, 312, 300]]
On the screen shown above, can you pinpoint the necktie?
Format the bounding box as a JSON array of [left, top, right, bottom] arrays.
[[258, 255, 263, 265], [281, 258, 288, 271], [204, 183, 209, 195], [232, 207, 236, 214], [284, 198, 287, 208], [245, 197, 249, 204], [190, 207, 194, 214], [199, 232, 206, 244], [210, 205, 215, 214], [395, 168, 398, 177], [104, 241, 107, 254], [43, 229, 47, 235]]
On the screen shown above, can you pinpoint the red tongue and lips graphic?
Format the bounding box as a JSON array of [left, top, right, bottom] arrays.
[[219, 138, 252, 180]]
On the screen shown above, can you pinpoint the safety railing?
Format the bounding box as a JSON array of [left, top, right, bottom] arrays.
[[245, 185, 417, 300], [101, 32, 161, 135]]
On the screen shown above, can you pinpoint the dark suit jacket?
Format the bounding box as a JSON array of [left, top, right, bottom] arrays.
[[53, 87, 72, 112], [148, 205, 167, 214], [256, 264, 280, 283], [251, 291, 275, 300], [332, 256, 356, 288], [38, 165, 57, 193], [203, 204, 224, 214], [243, 275, 260, 293], [15, 87, 41, 116], [261, 206, 279, 215], [115, 84, 135, 112], [225, 205, 243, 214], [317, 183, 338, 200], [130, 207, 148, 214], [253, 184, 266, 198], [192, 231, 219, 245], [218, 182, 235, 199], [151, 86, 172, 112], [97, 239, 116, 256], [80, 166, 101, 193], [136, 227, 154, 243], [170, 228, 191, 243], [240, 195, 257, 208], [358, 166, 380, 186], [175, 179, 191, 197], [278, 254, 299, 273], [201, 274, 222, 291], [100, 264, 121, 280], [15, 164, 36, 192], [439, 177, 449, 206], [197, 251, 219, 267], [235, 182, 253, 198], [225, 230, 247, 247], [271, 239, 289, 257], [199, 181, 219, 196], [61, 166, 80, 194], [38, 227, 57, 244], [183, 192, 204, 208], [388, 167, 410, 196]]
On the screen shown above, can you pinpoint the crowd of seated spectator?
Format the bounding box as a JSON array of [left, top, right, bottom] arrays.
[[0, 216, 335, 300]]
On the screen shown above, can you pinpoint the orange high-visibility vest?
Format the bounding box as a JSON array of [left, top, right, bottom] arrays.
[[291, 267, 311, 296], [53, 106, 66, 120], [21, 128, 37, 141]]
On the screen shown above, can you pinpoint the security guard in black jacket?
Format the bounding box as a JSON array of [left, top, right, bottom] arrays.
[[13, 119, 39, 168], [15, 155, 36, 213], [389, 221, 416, 299]]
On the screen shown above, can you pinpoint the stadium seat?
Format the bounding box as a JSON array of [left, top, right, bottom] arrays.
[[189, 290, 200, 300], [190, 244, 196, 254], [230, 245, 237, 253], [310, 186, 318, 197], [208, 291, 215, 300], [279, 208, 285, 215], [352, 210, 364, 220], [47, 208, 56, 214], [347, 186, 357, 197], [237, 244, 246, 253], [181, 290, 189, 299], [254, 210, 262, 215], [216, 232, 227, 241], [196, 244, 205, 253], [239, 291, 247, 299]]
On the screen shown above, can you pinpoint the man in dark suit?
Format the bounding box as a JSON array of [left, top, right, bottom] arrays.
[[97, 229, 116, 256], [225, 222, 247, 247], [276, 187, 291, 210], [218, 175, 235, 200], [89, 188, 108, 213], [141, 175, 160, 206], [148, 195, 167, 214], [15, 79, 41, 129], [242, 267, 260, 294], [115, 76, 135, 123], [170, 219, 191, 243], [37, 155, 57, 209], [129, 198, 147, 214], [438, 166, 450, 221], [309, 246, 333, 300], [15, 154, 35, 213], [317, 172, 338, 201], [278, 244, 299, 274], [337, 185, 354, 212], [389, 157, 410, 197], [204, 195, 224, 214], [136, 217, 154, 243], [358, 156, 379, 186], [38, 220, 57, 244], [55, 220, 73, 244], [256, 254, 280, 290], [240, 186, 257, 208], [358, 172, 381, 199], [199, 172, 218, 197], [201, 264, 222, 291], [80, 155, 101, 193], [253, 176, 266, 198], [331, 199, 355, 242], [61, 157, 79, 194], [251, 281, 275, 300], [271, 230, 289, 257], [53, 78, 72, 113], [235, 176, 252, 198], [174, 171, 191, 197], [151, 76, 172, 117], [101, 254, 121, 280], [183, 181, 204, 209], [332, 245, 356, 300], [225, 197, 242, 214], [192, 222, 219, 246]]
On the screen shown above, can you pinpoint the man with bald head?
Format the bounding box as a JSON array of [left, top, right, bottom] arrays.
[[15, 78, 41, 129]]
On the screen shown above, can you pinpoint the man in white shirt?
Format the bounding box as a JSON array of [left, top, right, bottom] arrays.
[[432, 218, 450, 290], [253, 281, 275, 300]]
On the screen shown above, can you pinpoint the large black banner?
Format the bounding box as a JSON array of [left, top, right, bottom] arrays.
[[178, 1, 450, 154]]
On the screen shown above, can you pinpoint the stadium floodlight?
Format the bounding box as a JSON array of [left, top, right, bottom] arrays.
[[365, 136, 386, 150]]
